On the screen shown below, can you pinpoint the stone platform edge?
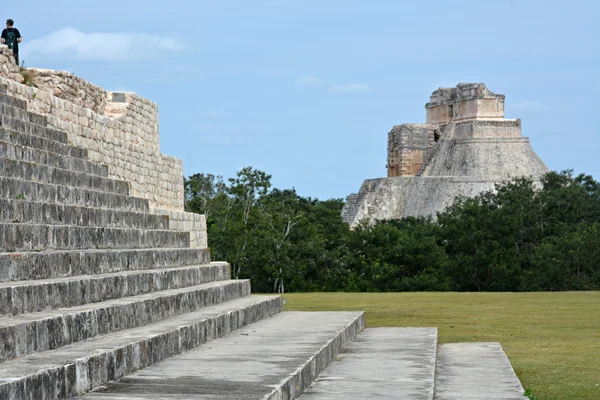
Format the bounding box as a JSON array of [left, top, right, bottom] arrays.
[[265, 311, 366, 400]]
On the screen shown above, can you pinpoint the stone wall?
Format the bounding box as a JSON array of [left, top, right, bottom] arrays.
[[0, 75, 183, 210], [342, 178, 413, 224], [426, 83, 505, 125], [387, 124, 433, 177], [0, 54, 207, 247], [151, 209, 208, 248], [454, 119, 521, 139], [29, 69, 107, 114], [0, 45, 22, 84]]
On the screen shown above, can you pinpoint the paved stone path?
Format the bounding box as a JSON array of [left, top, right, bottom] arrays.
[[300, 327, 437, 399], [434, 343, 527, 399]]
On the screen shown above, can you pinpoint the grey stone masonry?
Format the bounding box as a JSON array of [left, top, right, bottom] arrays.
[[300, 327, 438, 399], [0, 129, 89, 159], [0, 279, 251, 362], [434, 343, 527, 399], [1, 114, 68, 144], [0, 247, 211, 283], [0, 140, 109, 177], [0, 223, 190, 251], [0, 79, 263, 400], [0, 296, 282, 399], [0, 85, 207, 246], [0, 93, 28, 109], [79, 311, 364, 400], [0, 262, 230, 316], [0, 158, 131, 196], [0, 199, 169, 230], [0, 176, 150, 212], [0, 101, 48, 124]]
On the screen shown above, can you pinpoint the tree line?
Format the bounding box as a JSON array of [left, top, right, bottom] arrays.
[[185, 167, 600, 292]]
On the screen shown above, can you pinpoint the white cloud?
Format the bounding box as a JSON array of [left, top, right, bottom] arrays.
[[21, 27, 185, 62], [512, 100, 549, 113], [201, 109, 226, 117], [296, 75, 322, 87], [330, 83, 371, 93]]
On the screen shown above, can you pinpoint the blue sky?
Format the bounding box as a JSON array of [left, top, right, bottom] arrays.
[[4, 0, 599, 200]]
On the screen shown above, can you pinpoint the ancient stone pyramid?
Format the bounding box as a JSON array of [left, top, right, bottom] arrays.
[[342, 83, 548, 227], [0, 46, 527, 399]]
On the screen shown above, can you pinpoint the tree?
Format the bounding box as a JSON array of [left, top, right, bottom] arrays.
[[185, 168, 600, 293]]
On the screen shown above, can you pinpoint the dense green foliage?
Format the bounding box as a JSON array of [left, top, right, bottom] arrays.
[[185, 168, 600, 292]]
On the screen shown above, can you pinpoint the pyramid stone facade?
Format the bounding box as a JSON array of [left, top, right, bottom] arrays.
[[342, 83, 548, 227]]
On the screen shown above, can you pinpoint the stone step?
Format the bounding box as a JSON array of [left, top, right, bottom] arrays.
[[0, 128, 88, 159], [0, 223, 190, 252], [434, 343, 527, 400], [1, 114, 67, 144], [0, 139, 108, 177], [0, 93, 28, 110], [79, 311, 364, 400], [0, 102, 48, 127], [0, 295, 282, 400], [0, 279, 251, 363], [0, 158, 130, 196], [300, 327, 438, 400], [0, 176, 149, 213], [0, 247, 211, 283], [0, 198, 168, 229], [0, 262, 230, 316]]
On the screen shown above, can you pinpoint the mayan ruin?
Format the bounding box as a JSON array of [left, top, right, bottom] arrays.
[[0, 34, 571, 399], [342, 83, 549, 227]]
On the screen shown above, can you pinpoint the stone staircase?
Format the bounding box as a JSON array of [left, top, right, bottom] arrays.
[[0, 85, 283, 399], [416, 138, 443, 176], [0, 82, 527, 399], [340, 179, 385, 227]]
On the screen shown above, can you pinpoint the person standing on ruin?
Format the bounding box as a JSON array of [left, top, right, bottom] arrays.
[[1, 19, 22, 66]]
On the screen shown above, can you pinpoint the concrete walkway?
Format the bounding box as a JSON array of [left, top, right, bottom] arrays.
[[434, 343, 527, 399], [300, 327, 437, 400], [78, 311, 364, 399]]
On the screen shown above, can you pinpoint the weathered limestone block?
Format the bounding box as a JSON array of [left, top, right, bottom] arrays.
[[426, 83, 505, 124], [27, 69, 107, 115], [0, 198, 168, 229], [151, 208, 207, 248], [387, 124, 433, 177], [0, 279, 250, 362], [0, 223, 190, 252], [0, 46, 23, 84], [0, 75, 184, 211], [0, 178, 151, 216], [0, 248, 211, 283], [0, 296, 282, 399], [0, 263, 231, 316]]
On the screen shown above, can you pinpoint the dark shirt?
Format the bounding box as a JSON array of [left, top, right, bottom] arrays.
[[1, 28, 21, 53]]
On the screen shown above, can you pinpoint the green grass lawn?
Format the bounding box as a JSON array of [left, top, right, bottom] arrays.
[[283, 292, 600, 400]]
